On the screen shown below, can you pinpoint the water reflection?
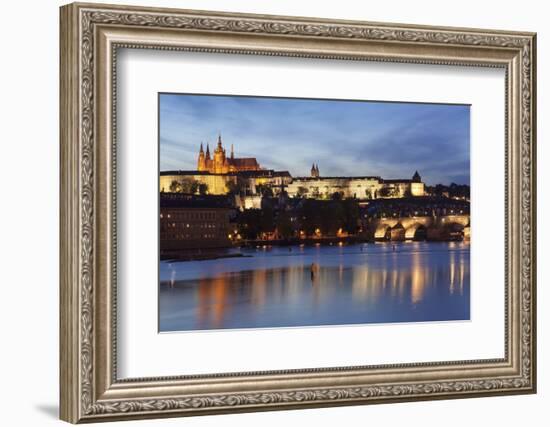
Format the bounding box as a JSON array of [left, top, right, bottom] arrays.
[[160, 242, 470, 331]]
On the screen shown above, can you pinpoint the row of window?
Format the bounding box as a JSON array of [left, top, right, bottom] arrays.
[[160, 211, 221, 220], [162, 233, 225, 240], [162, 222, 224, 230], [291, 186, 404, 193]]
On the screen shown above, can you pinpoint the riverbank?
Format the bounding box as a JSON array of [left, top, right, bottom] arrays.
[[161, 237, 470, 261], [161, 252, 249, 262], [238, 236, 372, 247], [235, 235, 467, 247]]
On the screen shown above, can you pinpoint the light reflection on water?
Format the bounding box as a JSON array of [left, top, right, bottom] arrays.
[[159, 242, 470, 332]]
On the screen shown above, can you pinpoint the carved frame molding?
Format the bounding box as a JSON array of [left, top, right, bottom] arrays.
[[60, 2, 536, 423]]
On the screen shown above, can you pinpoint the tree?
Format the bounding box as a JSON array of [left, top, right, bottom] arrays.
[[236, 209, 262, 239], [311, 188, 320, 199], [188, 180, 199, 194], [296, 186, 309, 198], [365, 188, 372, 200], [169, 178, 201, 194], [260, 206, 275, 233], [226, 180, 239, 195], [426, 183, 470, 199], [331, 191, 343, 201], [276, 211, 293, 239], [298, 199, 320, 236], [320, 201, 344, 235], [434, 184, 445, 197], [342, 199, 360, 234], [257, 184, 274, 197], [169, 180, 181, 193], [198, 183, 208, 195], [379, 186, 397, 198]]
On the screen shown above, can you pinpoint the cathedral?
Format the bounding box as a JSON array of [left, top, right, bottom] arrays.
[[310, 163, 320, 178], [197, 135, 261, 174]]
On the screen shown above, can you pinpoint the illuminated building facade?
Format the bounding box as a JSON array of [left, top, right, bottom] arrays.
[[160, 171, 236, 195], [286, 167, 425, 199], [162, 133, 426, 201], [197, 135, 261, 173]]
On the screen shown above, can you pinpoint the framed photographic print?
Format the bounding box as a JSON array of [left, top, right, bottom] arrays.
[[60, 2, 537, 423]]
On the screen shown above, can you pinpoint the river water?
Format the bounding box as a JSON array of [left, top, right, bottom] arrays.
[[159, 241, 470, 332]]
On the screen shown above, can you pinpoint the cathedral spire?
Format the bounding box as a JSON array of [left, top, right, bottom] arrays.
[[231, 144, 234, 159], [217, 133, 222, 148], [205, 143, 210, 159], [310, 163, 320, 178], [197, 142, 206, 171]]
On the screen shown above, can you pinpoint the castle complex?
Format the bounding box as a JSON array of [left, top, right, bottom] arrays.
[[197, 135, 261, 173], [286, 167, 425, 199], [159, 135, 470, 250], [160, 135, 426, 202], [160, 136, 289, 202]]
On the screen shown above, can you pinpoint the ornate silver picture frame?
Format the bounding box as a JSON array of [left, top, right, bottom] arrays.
[[60, 2, 536, 423]]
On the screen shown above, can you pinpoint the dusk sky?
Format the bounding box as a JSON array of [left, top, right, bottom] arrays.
[[159, 93, 470, 186]]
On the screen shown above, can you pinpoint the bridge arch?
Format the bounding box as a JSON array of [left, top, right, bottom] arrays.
[[374, 224, 391, 240], [405, 223, 427, 241], [443, 221, 466, 241], [390, 223, 405, 241]]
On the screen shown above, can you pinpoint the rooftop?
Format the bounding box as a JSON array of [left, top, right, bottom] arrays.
[[160, 169, 291, 178], [293, 176, 382, 181]]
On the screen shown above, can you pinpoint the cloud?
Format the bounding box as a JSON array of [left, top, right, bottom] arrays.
[[159, 94, 470, 185]]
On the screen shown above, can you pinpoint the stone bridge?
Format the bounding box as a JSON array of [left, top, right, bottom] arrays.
[[369, 215, 470, 241]]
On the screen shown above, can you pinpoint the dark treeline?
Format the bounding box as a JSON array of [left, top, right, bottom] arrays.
[[299, 199, 360, 235], [425, 183, 470, 199], [364, 196, 470, 218], [235, 198, 360, 240]]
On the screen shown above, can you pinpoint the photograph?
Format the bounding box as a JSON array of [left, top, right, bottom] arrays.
[[158, 94, 471, 332]]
